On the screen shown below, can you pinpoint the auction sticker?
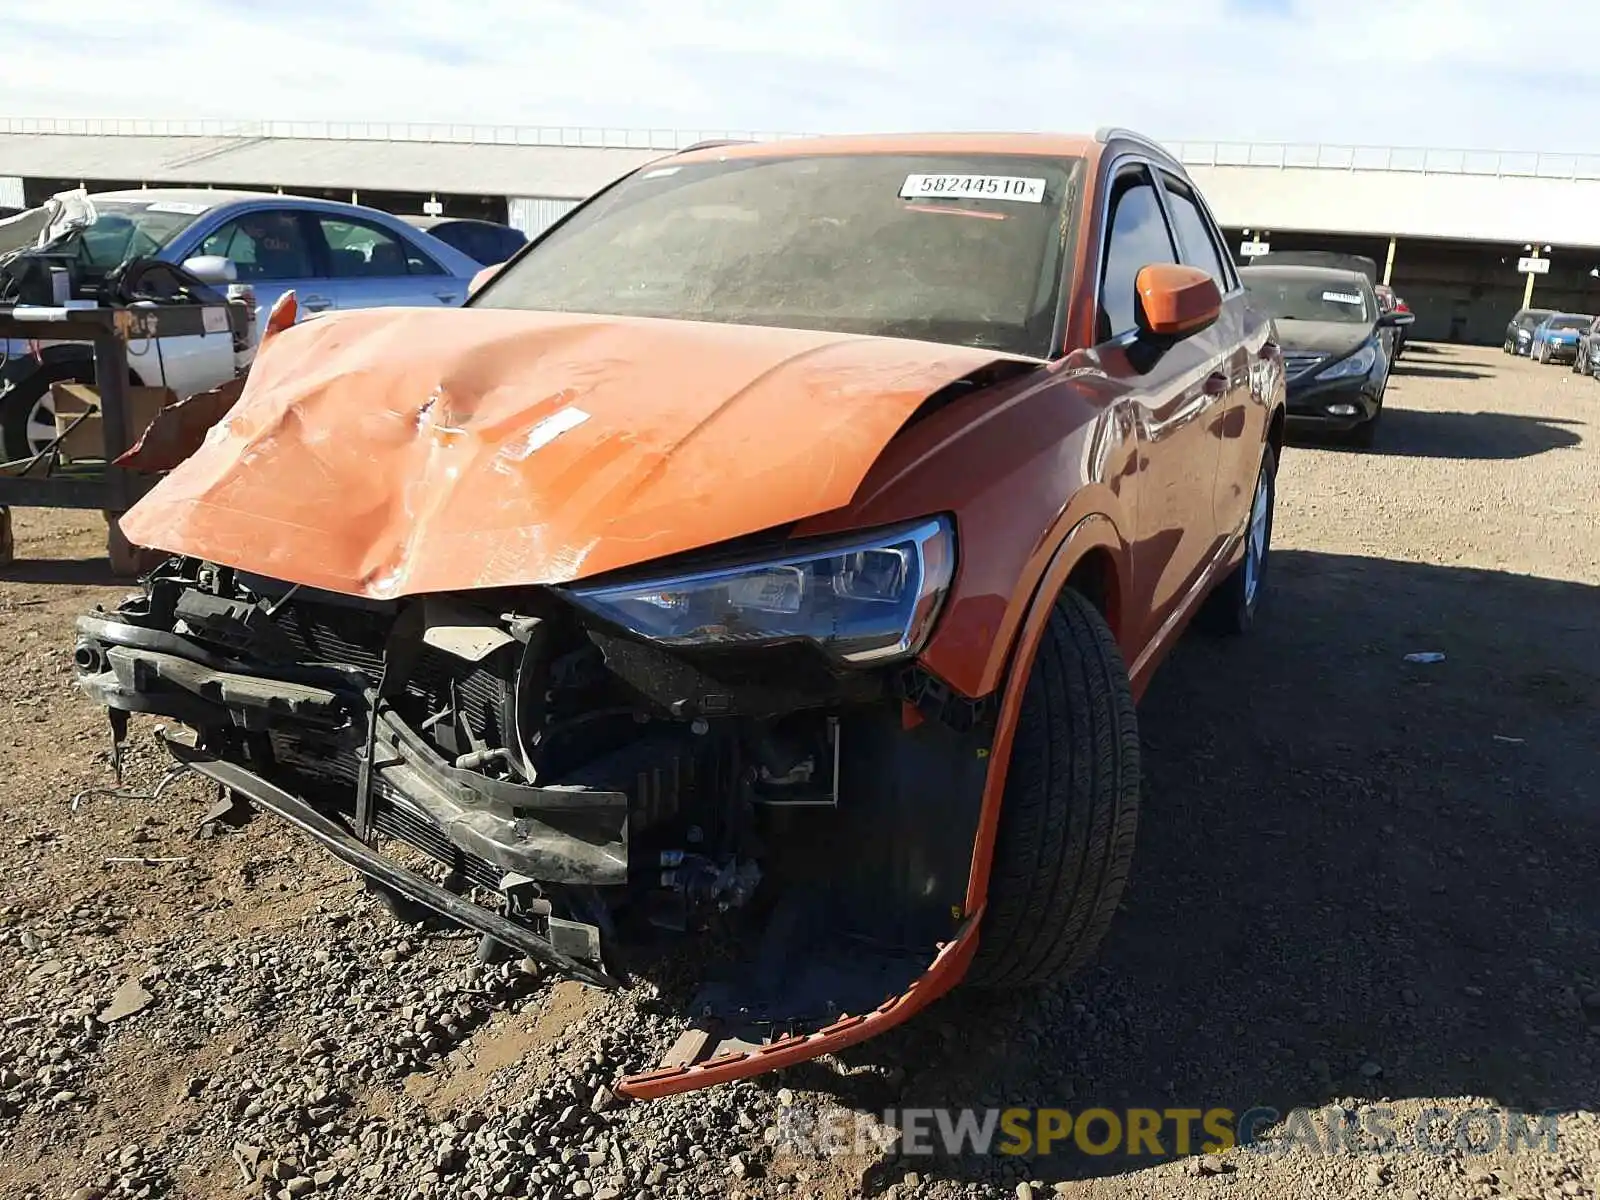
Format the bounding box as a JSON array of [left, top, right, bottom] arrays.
[[900, 174, 1046, 203]]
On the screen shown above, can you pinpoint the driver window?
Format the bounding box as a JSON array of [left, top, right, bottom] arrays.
[[1098, 166, 1178, 343], [199, 211, 314, 282]]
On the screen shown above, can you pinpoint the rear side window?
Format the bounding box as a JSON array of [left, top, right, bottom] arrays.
[[317, 216, 442, 277], [1159, 173, 1230, 290], [1098, 166, 1177, 341]]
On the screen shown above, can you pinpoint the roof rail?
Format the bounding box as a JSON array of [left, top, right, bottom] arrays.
[[1094, 126, 1176, 158], [675, 138, 753, 154]]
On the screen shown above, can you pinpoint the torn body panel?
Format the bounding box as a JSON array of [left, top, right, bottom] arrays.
[[119, 307, 1037, 598], [75, 557, 994, 1090]]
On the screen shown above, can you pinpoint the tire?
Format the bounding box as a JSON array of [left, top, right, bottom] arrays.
[[1199, 443, 1278, 634], [1537, 342, 1549, 365], [0, 360, 89, 462], [967, 588, 1140, 989]]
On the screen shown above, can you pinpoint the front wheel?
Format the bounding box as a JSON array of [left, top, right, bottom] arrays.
[[967, 589, 1141, 989], [0, 362, 86, 462], [1537, 342, 1549, 364]]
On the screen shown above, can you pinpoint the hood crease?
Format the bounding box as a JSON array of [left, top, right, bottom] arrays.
[[121, 307, 1030, 598]]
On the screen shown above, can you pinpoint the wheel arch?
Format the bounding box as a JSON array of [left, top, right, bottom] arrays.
[[1266, 402, 1286, 464], [960, 512, 1129, 917], [6, 345, 146, 389]]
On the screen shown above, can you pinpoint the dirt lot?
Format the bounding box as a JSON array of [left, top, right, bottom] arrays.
[[1, 341, 1597, 1200]]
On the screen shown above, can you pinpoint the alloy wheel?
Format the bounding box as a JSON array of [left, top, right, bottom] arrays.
[[1243, 463, 1272, 609]]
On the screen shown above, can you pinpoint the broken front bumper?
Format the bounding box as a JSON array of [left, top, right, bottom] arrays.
[[71, 573, 992, 1100], [75, 611, 623, 986]]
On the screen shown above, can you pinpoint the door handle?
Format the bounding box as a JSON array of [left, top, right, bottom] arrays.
[[301, 295, 332, 312], [1203, 371, 1229, 396], [435, 290, 462, 304]]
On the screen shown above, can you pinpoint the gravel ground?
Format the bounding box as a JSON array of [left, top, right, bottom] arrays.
[[1, 342, 1597, 1200]]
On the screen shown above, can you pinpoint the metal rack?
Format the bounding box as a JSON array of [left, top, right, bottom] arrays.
[[0, 303, 230, 511]]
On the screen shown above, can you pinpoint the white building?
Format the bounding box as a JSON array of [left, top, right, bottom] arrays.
[[5, 119, 1599, 342]]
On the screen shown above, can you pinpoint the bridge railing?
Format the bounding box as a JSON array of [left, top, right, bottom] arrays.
[[6, 119, 1600, 178], [0, 117, 812, 151], [1173, 140, 1600, 181]]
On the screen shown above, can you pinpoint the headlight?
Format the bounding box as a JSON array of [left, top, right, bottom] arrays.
[[566, 517, 956, 665], [1316, 343, 1378, 381]]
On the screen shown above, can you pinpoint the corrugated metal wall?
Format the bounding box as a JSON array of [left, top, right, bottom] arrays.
[[508, 196, 579, 238]]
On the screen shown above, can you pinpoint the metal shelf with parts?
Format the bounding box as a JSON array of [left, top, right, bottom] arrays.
[[0, 303, 249, 567]]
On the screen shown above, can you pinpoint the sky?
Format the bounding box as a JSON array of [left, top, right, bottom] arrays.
[[5, 0, 1600, 153]]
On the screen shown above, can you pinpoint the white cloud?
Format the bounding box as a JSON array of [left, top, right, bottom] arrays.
[[2, 0, 1598, 151]]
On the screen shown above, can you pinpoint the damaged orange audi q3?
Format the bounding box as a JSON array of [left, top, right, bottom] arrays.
[[73, 130, 1285, 1098]]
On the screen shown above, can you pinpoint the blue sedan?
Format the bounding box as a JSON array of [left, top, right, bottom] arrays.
[[75, 188, 482, 320], [1530, 312, 1594, 365]]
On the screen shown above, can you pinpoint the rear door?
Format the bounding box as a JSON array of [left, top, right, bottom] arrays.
[[309, 214, 467, 310], [1093, 162, 1226, 656], [1155, 169, 1259, 542]]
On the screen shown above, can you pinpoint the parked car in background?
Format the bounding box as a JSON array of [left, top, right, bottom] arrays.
[[1574, 315, 1600, 375], [1374, 284, 1410, 359], [1241, 263, 1410, 446], [1504, 307, 1554, 356], [1251, 250, 1379, 285], [1530, 312, 1593, 364], [1374, 284, 1401, 362], [400, 216, 527, 266], [0, 188, 481, 460], [75, 128, 1287, 1099]]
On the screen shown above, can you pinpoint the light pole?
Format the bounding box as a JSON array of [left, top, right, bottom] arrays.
[[1522, 243, 1551, 309]]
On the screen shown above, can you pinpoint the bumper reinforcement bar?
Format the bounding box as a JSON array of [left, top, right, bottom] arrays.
[[160, 731, 621, 991]]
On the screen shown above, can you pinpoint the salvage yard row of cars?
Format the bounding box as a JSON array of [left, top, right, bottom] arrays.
[[1502, 304, 1600, 376], [49, 128, 1427, 1100]]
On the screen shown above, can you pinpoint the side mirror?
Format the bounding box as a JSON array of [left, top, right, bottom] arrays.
[[1379, 310, 1416, 328], [468, 263, 503, 297], [181, 255, 237, 286], [1135, 264, 1222, 338]]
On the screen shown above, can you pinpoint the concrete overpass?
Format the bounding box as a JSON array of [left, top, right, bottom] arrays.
[[3, 119, 1598, 342], [1171, 141, 1600, 343]]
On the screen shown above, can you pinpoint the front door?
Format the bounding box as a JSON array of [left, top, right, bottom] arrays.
[[190, 207, 333, 318], [1154, 168, 1258, 543], [1093, 163, 1226, 657]]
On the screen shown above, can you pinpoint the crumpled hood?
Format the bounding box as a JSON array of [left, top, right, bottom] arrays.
[[1273, 318, 1372, 358], [122, 306, 1031, 598]]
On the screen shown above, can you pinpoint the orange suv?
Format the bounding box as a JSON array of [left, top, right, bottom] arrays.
[[75, 129, 1285, 1098]]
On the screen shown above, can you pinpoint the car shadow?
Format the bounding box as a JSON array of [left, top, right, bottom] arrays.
[[0, 558, 122, 587], [1389, 364, 1491, 381], [776, 551, 1600, 1190], [1293, 409, 1582, 460]]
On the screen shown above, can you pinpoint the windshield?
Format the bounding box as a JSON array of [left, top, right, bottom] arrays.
[[76, 199, 211, 270], [1243, 273, 1370, 324], [476, 153, 1084, 357], [1548, 315, 1591, 331]]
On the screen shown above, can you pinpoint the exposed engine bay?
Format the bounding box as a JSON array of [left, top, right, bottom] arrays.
[[74, 553, 993, 1034]]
